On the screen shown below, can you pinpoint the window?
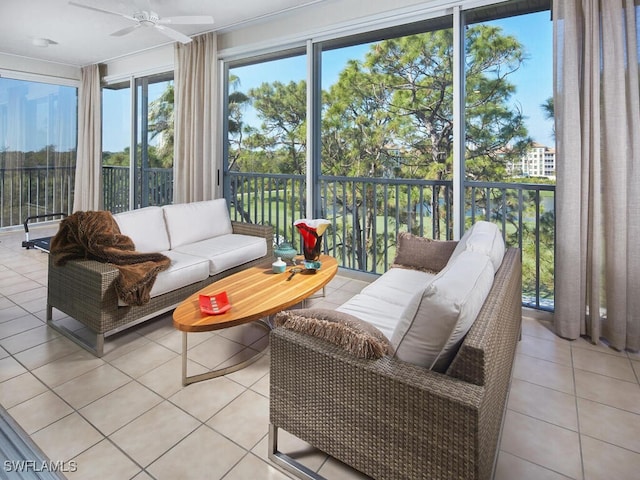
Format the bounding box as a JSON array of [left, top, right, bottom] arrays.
[[102, 72, 173, 213], [0, 76, 77, 228]]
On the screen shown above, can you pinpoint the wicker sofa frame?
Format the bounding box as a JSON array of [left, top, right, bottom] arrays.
[[269, 247, 522, 480], [47, 222, 273, 356]]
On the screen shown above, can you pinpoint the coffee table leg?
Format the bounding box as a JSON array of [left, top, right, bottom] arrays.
[[182, 332, 188, 386]]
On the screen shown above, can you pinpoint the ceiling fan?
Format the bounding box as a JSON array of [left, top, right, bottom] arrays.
[[68, 1, 214, 44]]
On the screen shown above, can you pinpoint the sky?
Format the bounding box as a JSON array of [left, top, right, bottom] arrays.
[[101, 10, 553, 152]]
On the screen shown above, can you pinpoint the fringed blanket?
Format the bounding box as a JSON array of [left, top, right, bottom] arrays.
[[50, 211, 171, 306]]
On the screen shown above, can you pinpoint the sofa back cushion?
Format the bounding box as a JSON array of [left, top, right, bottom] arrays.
[[114, 206, 170, 253], [390, 250, 495, 371], [449, 220, 505, 271], [162, 199, 233, 249]]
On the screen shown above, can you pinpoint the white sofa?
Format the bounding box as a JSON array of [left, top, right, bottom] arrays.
[[47, 199, 273, 356]]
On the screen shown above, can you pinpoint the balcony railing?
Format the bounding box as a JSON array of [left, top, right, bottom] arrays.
[[0, 165, 172, 228], [228, 171, 555, 310], [1, 165, 555, 310], [102, 165, 173, 213], [0, 166, 74, 228]]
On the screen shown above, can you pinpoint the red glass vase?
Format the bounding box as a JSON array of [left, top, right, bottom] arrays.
[[294, 219, 330, 262]]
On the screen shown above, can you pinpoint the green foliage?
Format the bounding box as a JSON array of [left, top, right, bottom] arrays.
[[244, 81, 308, 175]]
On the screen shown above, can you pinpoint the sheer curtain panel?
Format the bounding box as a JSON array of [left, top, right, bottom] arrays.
[[173, 32, 218, 203], [73, 64, 103, 211], [554, 0, 640, 351]]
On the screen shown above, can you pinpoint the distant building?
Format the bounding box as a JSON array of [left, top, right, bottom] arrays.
[[510, 142, 556, 179]]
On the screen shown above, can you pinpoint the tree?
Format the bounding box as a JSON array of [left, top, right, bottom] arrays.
[[541, 96, 555, 139], [243, 81, 307, 175], [228, 74, 250, 171], [147, 83, 174, 168]]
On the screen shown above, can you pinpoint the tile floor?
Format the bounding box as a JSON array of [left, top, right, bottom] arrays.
[[1, 225, 640, 479]]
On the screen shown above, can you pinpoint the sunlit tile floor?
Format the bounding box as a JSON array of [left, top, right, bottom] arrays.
[[2, 225, 640, 479]]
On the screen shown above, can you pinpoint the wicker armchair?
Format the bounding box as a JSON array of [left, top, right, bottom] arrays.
[[269, 247, 522, 480], [47, 221, 273, 356]]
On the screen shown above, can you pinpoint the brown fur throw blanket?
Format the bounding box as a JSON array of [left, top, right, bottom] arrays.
[[50, 211, 171, 306]]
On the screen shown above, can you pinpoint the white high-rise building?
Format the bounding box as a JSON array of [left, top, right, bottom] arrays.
[[512, 142, 556, 179]]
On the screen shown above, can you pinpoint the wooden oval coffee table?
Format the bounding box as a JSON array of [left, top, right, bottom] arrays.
[[173, 255, 338, 385]]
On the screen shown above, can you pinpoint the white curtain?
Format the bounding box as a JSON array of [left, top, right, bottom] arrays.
[[173, 32, 218, 203], [554, 0, 640, 350], [73, 64, 102, 212]]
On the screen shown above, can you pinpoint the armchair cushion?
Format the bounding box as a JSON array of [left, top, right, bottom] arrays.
[[275, 308, 391, 359], [392, 232, 457, 273]]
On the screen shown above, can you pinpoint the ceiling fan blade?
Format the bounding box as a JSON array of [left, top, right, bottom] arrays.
[[158, 15, 214, 25], [68, 1, 136, 22], [110, 24, 142, 37], [154, 25, 192, 44]]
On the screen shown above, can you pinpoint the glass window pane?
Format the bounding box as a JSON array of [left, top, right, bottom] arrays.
[[136, 74, 174, 208], [320, 18, 454, 272], [102, 81, 131, 212], [103, 72, 173, 213], [464, 9, 554, 309], [464, 11, 554, 183], [0, 77, 77, 227], [227, 54, 307, 242]]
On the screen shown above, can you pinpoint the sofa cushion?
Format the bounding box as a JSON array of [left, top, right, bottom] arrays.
[[392, 232, 457, 273], [148, 250, 210, 299], [358, 267, 437, 308], [336, 290, 422, 342], [114, 206, 170, 253], [449, 221, 505, 271], [173, 233, 267, 275], [275, 308, 391, 359], [391, 250, 495, 371], [162, 199, 233, 249]]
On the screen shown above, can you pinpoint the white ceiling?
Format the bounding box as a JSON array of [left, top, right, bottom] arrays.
[[0, 0, 328, 67]]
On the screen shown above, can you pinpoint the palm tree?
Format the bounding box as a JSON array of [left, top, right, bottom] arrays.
[[148, 83, 174, 168], [541, 97, 554, 139]]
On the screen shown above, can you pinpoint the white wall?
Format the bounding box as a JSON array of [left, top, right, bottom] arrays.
[[217, 0, 462, 58], [0, 52, 80, 83], [102, 44, 175, 83]]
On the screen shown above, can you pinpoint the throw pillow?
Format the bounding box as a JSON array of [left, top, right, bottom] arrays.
[[275, 308, 391, 359], [392, 232, 457, 273]]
